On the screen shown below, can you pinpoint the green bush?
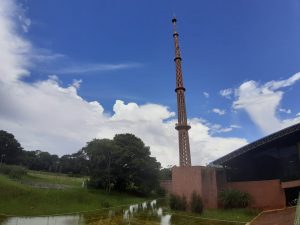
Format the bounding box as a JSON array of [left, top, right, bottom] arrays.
[[190, 191, 203, 214], [169, 194, 187, 211], [219, 189, 250, 209], [0, 164, 27, 179], [156, 186, 166, 197]]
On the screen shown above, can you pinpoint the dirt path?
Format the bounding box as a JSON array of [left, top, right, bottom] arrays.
[[250, 207, 296, 225]]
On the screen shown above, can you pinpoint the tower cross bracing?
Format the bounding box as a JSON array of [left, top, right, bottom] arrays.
[[172, 17, 192, 167]]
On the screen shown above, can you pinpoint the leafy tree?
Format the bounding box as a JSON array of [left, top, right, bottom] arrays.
[[113, 134, 161, 195], [83, 139, 119, 192], [22, 150, 59, 172], [0, 130, 23, 165], [159, 167, 172, 180], [84, 134, 161, 195], [60, 150, 88, 175]]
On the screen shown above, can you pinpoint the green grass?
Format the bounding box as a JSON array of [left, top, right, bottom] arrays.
[[166, 208, 259, 223], [0, 171, 259, 224], [203, 208, 258, 222], [24, 170, 86, 187], [0, 173, 146, 216]]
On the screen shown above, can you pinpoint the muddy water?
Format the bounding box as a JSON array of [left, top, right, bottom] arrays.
[[0, 200, 245, 225]]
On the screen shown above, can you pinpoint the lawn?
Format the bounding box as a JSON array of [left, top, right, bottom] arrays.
[[0, 172, 146, 216], [0, 171, 259, 225], [166, 208, 259, 223]]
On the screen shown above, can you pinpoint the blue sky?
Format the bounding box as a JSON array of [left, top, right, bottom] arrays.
[[1, 0, 300, 166]]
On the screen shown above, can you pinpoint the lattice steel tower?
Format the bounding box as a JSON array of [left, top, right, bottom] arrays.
[[172, 17, 192, 167]]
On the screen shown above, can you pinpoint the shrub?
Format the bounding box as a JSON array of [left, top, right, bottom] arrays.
[[219, 189, 250, 209], [190, 191, 203, 214], [169, 194, 187, 211], [0, 164, 27, 179], [156, 186, 166, 197], [100, 200, 111, 208]]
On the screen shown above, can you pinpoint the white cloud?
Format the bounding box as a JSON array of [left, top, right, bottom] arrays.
[[233, 73, 300, 134], [203, 92, 209, 98], [279, 108, 291, 114], [56, 63, 142, 74], [212, 108, 226, 115], [230, 125, 241, 129], [0, 0, 31, 82], [220, 88, 233, 99], [0, 0, 248, 167], [72, 79, 82, 89]]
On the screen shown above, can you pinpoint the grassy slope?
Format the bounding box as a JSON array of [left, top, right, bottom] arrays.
[[0, 173, 145, 216]]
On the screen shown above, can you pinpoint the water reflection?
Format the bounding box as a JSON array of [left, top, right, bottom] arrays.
[[0, 215, 82, 225], [0, 200, 243, 225]]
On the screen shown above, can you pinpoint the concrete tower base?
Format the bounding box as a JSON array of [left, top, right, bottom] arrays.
[[171, 166, 225, 209]]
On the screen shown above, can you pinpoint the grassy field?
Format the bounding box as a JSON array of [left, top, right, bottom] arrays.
[[0, 172, 146, 216], [0, 170, 259, 224]]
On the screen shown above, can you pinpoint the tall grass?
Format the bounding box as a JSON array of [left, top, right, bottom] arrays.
[[0, 164, 27, 179]]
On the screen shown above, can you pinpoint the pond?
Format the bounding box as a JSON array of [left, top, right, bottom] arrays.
[[0, 200, 246, 225]]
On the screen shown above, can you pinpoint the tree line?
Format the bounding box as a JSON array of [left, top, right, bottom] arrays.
[[0, 130, 164, 195]]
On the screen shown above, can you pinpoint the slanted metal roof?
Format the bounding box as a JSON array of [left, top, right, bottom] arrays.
[[210, 123, 300, 166]]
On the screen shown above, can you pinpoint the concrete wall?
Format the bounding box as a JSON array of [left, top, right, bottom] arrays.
[[226, 179, 286, 210], [172, 166, 203, 202], [160, 180, 172, 193], [172, 166, 219, 208], [201, 167, 218, 208], [171, 166, 286, 210]]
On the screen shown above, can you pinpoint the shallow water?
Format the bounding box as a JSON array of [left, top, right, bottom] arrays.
[[0, 200, 246, 225]]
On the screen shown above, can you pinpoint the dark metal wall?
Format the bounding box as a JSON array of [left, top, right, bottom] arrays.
[[224, 138, 300, 182]]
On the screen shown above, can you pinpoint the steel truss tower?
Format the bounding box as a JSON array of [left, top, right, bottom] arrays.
[[172, 17, 192, 167]]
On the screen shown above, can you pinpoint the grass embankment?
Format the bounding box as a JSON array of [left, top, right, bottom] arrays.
[[0, 171, 146, 216]]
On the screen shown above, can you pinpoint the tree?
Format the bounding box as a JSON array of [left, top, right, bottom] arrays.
[[0, 130, 23, 165], [159, 167, 172, 180], [22, 150, 59, 172], [113, 134, 161, 195], [84, 134, 161, 195], [83, 139, 119, 192]]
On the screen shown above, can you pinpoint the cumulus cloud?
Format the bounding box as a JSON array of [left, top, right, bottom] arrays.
[[233, 73, 300, 134], [203, 92, 209, 98], [0, 0, 248, 166], [220, 88, 233, 99], [212, 108, 226, 116], [206, 123, 241, 134], [279, 108, 291, 114]]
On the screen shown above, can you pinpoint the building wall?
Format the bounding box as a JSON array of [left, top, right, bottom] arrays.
[[226, 179, 286, 210], [168, 166, 288, 210], [172, 166, 203, 202], [171, 166, 219, 208], [201, 167, 218, 208], [160, 180, 172, 193]]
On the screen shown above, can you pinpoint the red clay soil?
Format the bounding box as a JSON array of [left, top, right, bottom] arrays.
[[250, 207, 296, 225]]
